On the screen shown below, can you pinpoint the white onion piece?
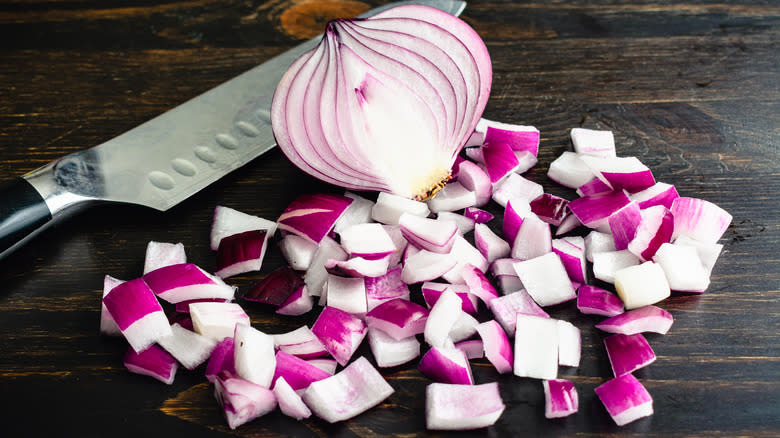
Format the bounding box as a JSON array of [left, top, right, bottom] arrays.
[[189, 302, 250, 342], [143, 241, 186, 274], [275, 327, 328, 360], [401, 249, 457, 284], [577, 284, 625, 317], [367, 327, 421, 368], [157, 323, 217, 370], [476, 320, 513, 374], [551, 237, 587, 284], [275, 285, 314, 316], [448, 312, 480, 343], [557, 320, 581, 367], [371, 192, 430, 225], [421, 282, 479, 315], [614, 261, 671, 310], [424, 288, 464, 348], [585, 230, 617, 262], [324, 274, 368, 315], [670, 197, 733, 244], [278, 234, 318, 271], [273, 377, 312, 420], [273, 325, 318, 347], [580, 155, 656, 194], [594, 373, 654, 426], [210, 205, 277, 251], [382, 224, 408, 267], [592, 249, 641, 284], [441, 234, 489, 284], [511, 213, 552, 260], [123, 344, 178, 385], [495, 274, 524, 295], [653, 242, 711, 292], [488, 289, 549, 334], [604, 333, 656, 376], [100, 275, 123, 336], [205, 338, 235, 382], [514, 314, 559, 380], [333, 191, 375, 234], [306, 358, 338, 375], [543, 379, 579, 419], [570, 127, 616, 157], [474, 223, 511, 263], [463, 206, 494, 223], [233, 324, 276, 388], [102, 277, 172, 352], [339, 222, 396, 260], [502, 199, 532, 243], [629, 182, 679, 209], [427, 181, 477, 212], [491, 173, 544, 208], [457, 160, 492, 206], [311, 306, 367, 366], [214, 372, 277, 429], [399, 213, 458, 253], [304, 236, 347, 296], [595, 305, 673, 335], [271, 5, 491, 200], [673, 235, 723, 274], [425, 382, 505, 430], [437, 211, 476, 234], [513, 253, 576, 307], [302, 356, 394, 423], [547, 151, 595, 189], [455, 339, 485, 359]]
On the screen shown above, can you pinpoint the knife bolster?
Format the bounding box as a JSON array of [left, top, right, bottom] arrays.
[[0, 178, 53, 258]]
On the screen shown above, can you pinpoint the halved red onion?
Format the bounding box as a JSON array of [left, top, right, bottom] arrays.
[[577, 284, 625, 317], [551, 236, 587, 284], [464, 206, 494, 223], [607, 201, 642, 250], [143, 263, 236, 304], [213, 372, 277, 429], [278, 234, 318, 271], [514, 314, 559, 380], [604, 333, 656, 376], [243, 265, 303, 306], [371, 192, 430, 225], [629, 182, 679, 209], [427, 181, 477, 212], [547, 151, 595, 189], [157, 323, 217, 370], [653, 242, 711, 292], [272, 350, 331, 391], [124, 344, 178, 385], [205, 337, 236, 382], [302, 356, 394, 423], [189, 301, 250, 341], [366, 298, 429, 340], [488, 289, 549, 334], [614, 262, 671, 310], [271, 5, 491, 201], [277, 193, 353, 244], [627, 205, 674, 261], [311, 306, 367, 366], [594, 373, 653, 426], [275, 285, 313, 316], [474, 223, 511, 263], [476, 320, 513, 374], [421, 282, 480, 315], [570, 127, 616, 157], [367, 327, 421, 368], [513, 253, 577, 307], [568, 190, 631, 231], [542, 379, 578, 419], [529, 193, 570, 227], [670, 197, 732, 244], [143, 241, 186, 274], [581, 156, 656, 194], [418, 345, 474, 384], [491, 173, 544, 208], [234, 324, 276, 388], [557, 320, 581, 368], [210, 205, 277, 251], [592, 249, 641, 284], [100, 275, 123, 336], [273, 377, 312, 420], [425, 382, 505, 430], [364, 266, 411, 310], [595, 305, 673, 335], [457, 160, 492, 206], [102, 277, 172, 352]]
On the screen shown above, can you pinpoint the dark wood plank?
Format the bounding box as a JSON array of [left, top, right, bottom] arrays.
[[0, 0, 778, 436]]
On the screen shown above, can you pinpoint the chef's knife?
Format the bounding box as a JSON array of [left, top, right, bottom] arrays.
[[0, 0, 466, 260]]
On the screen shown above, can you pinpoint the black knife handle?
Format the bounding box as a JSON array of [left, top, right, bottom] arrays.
[[0, 178, 52, 257]]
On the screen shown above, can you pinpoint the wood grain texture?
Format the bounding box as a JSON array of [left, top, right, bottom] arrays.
[[0, 0, 778, 436]]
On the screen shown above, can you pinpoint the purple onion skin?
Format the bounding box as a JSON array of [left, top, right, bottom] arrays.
[[215, 230, 267, 272]]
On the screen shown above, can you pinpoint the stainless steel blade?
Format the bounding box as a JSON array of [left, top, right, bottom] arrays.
[[24, 0, 466, 217]]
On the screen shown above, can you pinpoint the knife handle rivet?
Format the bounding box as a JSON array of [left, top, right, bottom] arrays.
[[236, 121, 260, 137], [194, 146, 218, 163], [215, 133, 239, 150], [148, 171, 175, 190], [171, 158, 197, 177]]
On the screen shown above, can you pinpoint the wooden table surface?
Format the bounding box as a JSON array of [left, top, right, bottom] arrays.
[[0, 0, 778, 436]]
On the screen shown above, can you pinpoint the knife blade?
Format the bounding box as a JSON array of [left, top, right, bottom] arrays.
[[0, 0, 466, 259]]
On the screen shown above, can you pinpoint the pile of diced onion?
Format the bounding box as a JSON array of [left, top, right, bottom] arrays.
[[100, 120, 731, 430]]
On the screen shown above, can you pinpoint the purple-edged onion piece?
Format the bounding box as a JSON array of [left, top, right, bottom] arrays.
[[366, 298, 429, 340], [123, 344, 178, 384], [542, 379, 578, 419], [418, 345, 474, 384], [425, 382, 505, 430], [311, 306, 367, 366], [277, 193, 353, 244], [476, 320, 513, 374], [213, 372, 277, 430], [604, 333, 656, 376], [142, 263, 236, 304], [577, 284, 625, 317], [595, 305, 673, 335], [594, 373, 654, 426], [102, 277, 172, 352], [270, 4, 491, 201]]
